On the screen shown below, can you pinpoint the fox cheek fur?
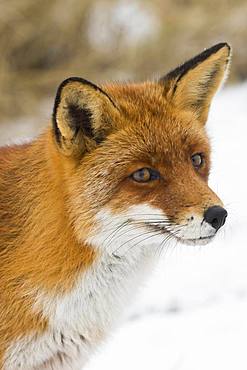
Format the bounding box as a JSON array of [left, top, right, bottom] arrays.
[[0, 43, 230, 369]]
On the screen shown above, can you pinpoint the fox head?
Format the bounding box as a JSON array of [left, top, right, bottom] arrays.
[[52, 43, 231, 256]]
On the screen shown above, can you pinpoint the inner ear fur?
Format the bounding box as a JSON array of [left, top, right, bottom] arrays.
[[52, 77, 119, 158], [160, 43, 232, 124]]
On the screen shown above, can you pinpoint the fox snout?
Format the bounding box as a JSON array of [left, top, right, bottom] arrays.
[[204, 206, 228, 231], [169, 201, 228, 245], [160, 205, 227, 246]]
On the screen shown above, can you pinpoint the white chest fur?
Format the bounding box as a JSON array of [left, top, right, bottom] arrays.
[[5, 204, 166, 369], [5, 247, 156, 370]]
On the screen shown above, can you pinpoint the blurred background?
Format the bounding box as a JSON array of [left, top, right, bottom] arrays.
[[0, 0, 247, 142], [1, 1, 247, 370]]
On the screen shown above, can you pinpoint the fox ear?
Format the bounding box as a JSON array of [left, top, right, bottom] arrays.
[[160, 43, 231, 124], [52, 77, 118, 157]]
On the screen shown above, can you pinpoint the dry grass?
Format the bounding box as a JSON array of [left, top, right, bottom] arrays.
[[0, 0, 246, 123]]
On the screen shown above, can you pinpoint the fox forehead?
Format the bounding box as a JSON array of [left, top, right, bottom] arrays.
[[88, 82, 210, 164], [103, 81, 168, 116]]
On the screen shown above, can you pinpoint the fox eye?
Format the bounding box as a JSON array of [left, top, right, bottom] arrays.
[[191, 153, 204, 168], [131, 168, 160, 183]]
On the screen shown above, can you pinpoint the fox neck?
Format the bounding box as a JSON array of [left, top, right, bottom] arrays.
[[0, 130, 96, 295]]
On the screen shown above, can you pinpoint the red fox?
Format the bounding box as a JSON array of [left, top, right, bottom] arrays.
[[0, 43, 230, 369]]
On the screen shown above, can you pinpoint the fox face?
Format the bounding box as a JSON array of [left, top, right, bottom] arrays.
[[52, 43, 230, 256]]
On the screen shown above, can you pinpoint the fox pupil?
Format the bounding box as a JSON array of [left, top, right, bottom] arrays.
[[191, 153, 203, 168], [131, 168, 160, 183]]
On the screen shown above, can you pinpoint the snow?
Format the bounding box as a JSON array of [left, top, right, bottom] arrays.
[[85, 83, 247, 370]]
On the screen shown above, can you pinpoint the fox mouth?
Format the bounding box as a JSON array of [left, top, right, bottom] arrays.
[[143, 222, 215, 246], [173, 234, 215, 246]]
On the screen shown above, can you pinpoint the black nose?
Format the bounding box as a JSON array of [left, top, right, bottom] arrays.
[[204, 206, 228, 231]]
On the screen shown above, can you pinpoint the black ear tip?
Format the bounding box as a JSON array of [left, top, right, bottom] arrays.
[[159, 42, 232, 85], [198, 42, 231, 63], [55, 77, 99, 102], [207, 42, 231, 55], [57, 76, 82, 90], [222, 42, 231, 50]]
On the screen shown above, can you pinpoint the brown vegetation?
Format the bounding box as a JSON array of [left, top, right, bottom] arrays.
[[0, 0, 246, 123]]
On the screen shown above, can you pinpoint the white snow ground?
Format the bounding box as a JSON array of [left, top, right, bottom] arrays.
[[84, 83, 247, 370]]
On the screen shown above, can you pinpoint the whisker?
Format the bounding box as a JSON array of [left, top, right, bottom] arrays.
[[102, 220, 130, 247], [156, 230, 181, 259], [111, 228, 158, 255], [109, 220, 184, 251], [101, 219, 176, 247], [111, 222, 183, 255], [104, 223, 147, 251], [112, 229, 166, 257], [93, 212, 187, 256], [92, 215, 175, 237], [120, 228, 182, 258], [148, 229, 180, 251]]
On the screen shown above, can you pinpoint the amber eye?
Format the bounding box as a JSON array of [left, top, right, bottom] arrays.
[[131, 168, 160, 183], [191, 153, 204, 168]]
